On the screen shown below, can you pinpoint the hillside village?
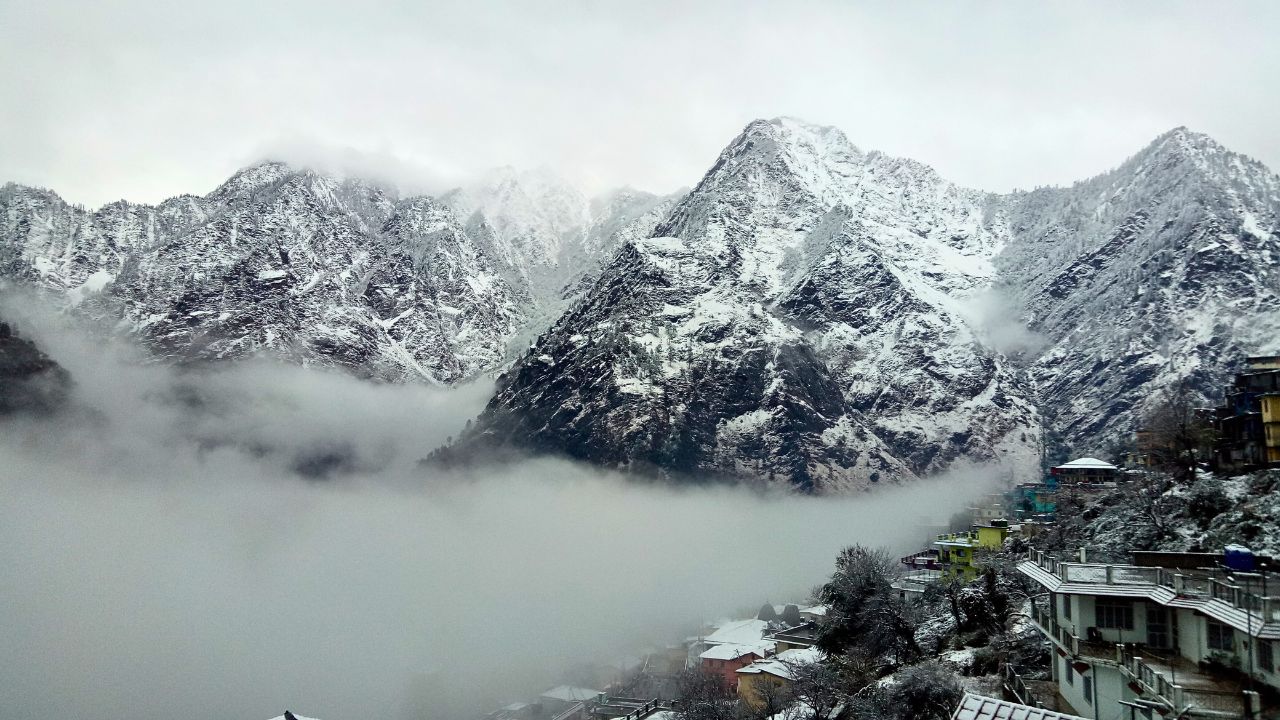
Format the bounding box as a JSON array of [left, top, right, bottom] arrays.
[[431, 356, 1280, 720]]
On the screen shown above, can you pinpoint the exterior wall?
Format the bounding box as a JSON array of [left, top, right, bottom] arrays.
[[1176, 608, 1206, 664], [702, 656, 755, 689], [736, 672, 789, 710], [1072, 596, 1153, 646], [1257, 639, 1280, 689], [1056, 657, 1133, 720]]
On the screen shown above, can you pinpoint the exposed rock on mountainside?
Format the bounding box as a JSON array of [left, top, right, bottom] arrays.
[[0, 320, 70, 415]]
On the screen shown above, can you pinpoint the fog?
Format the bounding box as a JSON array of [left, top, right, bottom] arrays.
[[0, 298, 1002, 720], [958, 288, 1047, 358]]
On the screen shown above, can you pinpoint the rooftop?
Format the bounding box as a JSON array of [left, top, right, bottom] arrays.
[[541, 686, 603, 702], [703, 618, 769, 646], [1053, 457, 1117, 470], [736, 647, 822, 680], [699, 642, 770, 661], [1018, 548, 1280, 639], [951, 692, 1086, 720]]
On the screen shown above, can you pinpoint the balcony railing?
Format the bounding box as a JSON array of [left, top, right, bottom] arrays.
[[1029, 602, 1079, 656], [1022, 548, 1280, 625], [1117, 646, 1247, 719]]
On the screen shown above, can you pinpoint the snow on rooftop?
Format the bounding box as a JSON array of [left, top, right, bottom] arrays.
[[951, 692, 1086, 720], [699, 642, 772, 661], [799, 604, 828, 616], [704, 618, 769, 646], [736, 647, 823, 680], [1054, 457, 1117, 470]]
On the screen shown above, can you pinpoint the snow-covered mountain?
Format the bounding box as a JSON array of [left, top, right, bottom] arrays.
[[996, 127, 1280, 452], [0, 163, 525, 382], [4, 120, 1277, 492], [442, 119, 1279, 492], [441, 119, 1043, 491]]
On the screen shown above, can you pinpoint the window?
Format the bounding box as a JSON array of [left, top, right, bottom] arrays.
[[1147, 606, 1170, 648], [1062, 593, 1072, 621], [1208, 621, 1234, 652], [1260, 640, 1274, 673], [1095, 598, 1134, 630], [1082, 675, 1093, 705], [1064, 658, 1074, 686]]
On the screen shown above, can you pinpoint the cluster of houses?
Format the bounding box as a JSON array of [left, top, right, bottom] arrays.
[[688, 603, 826, 709], [893, 456, 1129, 601], [476, 604, 828, 720]]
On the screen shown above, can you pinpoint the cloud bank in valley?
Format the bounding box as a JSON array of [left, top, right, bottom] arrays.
[[0, 298, 1002, 720]]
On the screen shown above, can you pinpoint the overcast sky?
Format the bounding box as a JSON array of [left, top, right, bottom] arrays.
[[2, 0, 1277, 208]]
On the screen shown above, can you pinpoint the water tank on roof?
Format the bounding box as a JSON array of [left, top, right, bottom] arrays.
[[1224, 544, 1255, 572]]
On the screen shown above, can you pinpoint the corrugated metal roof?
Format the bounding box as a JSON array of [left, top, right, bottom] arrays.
[[951, 693, 1087, 720]]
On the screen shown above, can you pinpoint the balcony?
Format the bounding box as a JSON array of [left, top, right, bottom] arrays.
[[1118, 646, 1254, 719], [1027, 602, 1114, 662]]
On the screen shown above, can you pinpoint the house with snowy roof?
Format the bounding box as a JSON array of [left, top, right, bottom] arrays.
[[951, 692, 1086, 720], [735, 647, 822, 710], [699, 642, 770, 689], [1018, 546, 1278, 719], [1049, 457, 1121, 486]]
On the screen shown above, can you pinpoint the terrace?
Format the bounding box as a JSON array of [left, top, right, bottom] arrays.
[[1019, 548, 1280, 634], [1118, 646, 1255, 719]]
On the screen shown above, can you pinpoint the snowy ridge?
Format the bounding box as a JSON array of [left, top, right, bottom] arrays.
[[4, 119, 1277, 493]]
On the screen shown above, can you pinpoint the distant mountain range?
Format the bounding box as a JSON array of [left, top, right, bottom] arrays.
[[3, 119, 1277, 491]]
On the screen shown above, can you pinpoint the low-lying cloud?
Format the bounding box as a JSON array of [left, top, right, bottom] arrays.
[[0, 296, 1001, 720]]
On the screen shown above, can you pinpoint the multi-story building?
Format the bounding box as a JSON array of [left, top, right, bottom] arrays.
[[1215, 356, 1280, 471], [934, 520, 1014, 581], [1018, 547, 1279, 719]]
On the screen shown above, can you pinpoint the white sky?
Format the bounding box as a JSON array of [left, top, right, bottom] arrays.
[[2, 0, 1277, 208]]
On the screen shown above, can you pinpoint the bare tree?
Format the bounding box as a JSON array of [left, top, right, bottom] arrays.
[[779, 659, 851, 720], [675, 668, 738, 720], [1141, 381, 1216, 480]]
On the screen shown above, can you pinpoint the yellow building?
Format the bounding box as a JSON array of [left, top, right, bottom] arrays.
[[933, 520, 1012, 581], [735, 648, 822, 709], [1262, 394, 1280, 463]]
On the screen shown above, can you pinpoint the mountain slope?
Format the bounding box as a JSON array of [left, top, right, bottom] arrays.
[[997, 127, 1280, 451], [442, 119, 1043, 491]]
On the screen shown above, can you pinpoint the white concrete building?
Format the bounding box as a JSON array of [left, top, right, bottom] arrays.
[[1018, 548, 1278, 719]]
